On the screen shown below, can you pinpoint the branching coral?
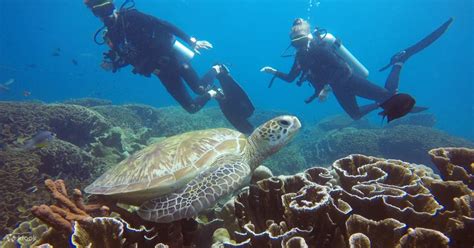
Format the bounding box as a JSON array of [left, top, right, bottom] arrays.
[[31, 179, 108, 234], [216, 148, 474, 247]]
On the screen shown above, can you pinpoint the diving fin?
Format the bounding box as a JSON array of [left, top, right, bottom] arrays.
[[216, 68, 255, 134], [379, 17, 454, 72]]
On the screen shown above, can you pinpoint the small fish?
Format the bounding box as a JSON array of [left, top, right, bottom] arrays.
[[52, 48, 61, 57], [72, 59, 78, 66], [379, 93, 415, 123], [23, 131, 55, 150], [0, 78, 14, 92], [27, 64, 37, 69], [3, 78, 14, 86], [25, 185, 38, 193], [17, 205, 27, 213], [23, 90, 31, 97]]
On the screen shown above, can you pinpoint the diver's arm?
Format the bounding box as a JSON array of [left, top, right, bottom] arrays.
[[153, 17, 213, 53], [273, 60, 302, 83], [102, 50, 129, 72], [154, 17, 194, 45]]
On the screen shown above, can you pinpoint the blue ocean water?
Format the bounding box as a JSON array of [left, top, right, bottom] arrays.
[[0, 0, 472, 140]]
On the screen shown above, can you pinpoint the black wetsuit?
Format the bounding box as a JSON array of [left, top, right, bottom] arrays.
[[103, 9, 213, 113], [275, 38, 402, 120]]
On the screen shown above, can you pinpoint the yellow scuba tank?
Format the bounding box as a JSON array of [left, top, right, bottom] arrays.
[[172, 40, 195, 63], [318, 32, 369, 78]]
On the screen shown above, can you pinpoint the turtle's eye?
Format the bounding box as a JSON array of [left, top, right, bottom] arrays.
[[278, 119, 290, 126]]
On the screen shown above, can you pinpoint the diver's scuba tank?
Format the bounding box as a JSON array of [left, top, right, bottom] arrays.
[[317, 32, 369, 78], [172, 40, 195, 63]]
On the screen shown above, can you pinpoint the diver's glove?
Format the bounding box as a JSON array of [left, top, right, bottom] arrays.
[[102, 50, 128, 73], [191, 37, 213, 55], [317, 85, 332, 103], [260, 66, 277, 75], [101, 61, 114, 72]]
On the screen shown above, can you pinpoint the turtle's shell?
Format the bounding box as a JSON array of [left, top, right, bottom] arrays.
[[85, 128, 247, 204]]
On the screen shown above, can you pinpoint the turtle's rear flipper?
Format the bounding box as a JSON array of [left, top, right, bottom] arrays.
[[138, 156, 251, 223], [379, 17, 454, 72]]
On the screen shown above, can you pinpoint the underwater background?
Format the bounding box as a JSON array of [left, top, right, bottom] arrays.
[[1, 0, 474, 247], [0, 0, 472, 140]]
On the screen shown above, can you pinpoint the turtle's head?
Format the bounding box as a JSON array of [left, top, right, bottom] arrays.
[[249, 115, 301, 162]]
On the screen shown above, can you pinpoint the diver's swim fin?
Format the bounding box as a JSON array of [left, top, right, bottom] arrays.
[[379, 17, 454, 72], [216, 69, 255, 134]]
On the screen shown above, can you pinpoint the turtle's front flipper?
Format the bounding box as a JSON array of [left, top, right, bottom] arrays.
[[138, 156, 251, 223]]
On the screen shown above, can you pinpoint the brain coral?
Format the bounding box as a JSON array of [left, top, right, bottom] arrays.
[[216, 148, 474, 248]]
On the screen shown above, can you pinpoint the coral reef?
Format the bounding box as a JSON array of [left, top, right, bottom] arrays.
[[302, 128, 381, 165], [0, 150, 46, 237], [36, 139, 99, 183], [295, 116, 473, 167], [31, 179, 108, 233], [27, 179, 223, 247], [2, 99, 473, 247], [379, 125, 474, 165], [386, 113, 437, 128], [264, 143, 308, 175], [0, 101, 286, 237], [93, 105, 231, 138], [429, 147, 474, 190], [0, 114, 105, 236], [0, 218, 48, 248], [215, 148, 474, 247], [316, 114, 372, 131], [62, 98, 112, 108], [0, 102, 112, 147]]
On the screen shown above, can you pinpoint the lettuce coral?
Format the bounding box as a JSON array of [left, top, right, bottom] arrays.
[[216, 148, 474, 247]]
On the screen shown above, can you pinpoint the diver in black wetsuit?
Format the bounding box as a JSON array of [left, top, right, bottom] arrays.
[[84, 0, 225, 114], [262, 18, 452, 121]]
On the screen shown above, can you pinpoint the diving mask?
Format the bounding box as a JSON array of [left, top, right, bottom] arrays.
[[85, 0, 115, 18], [291, 33, 313, 48]]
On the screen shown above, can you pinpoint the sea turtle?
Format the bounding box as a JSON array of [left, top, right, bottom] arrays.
[[85, 115, 301, 223]]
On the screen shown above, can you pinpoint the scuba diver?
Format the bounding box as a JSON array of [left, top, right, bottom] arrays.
[[261, 17, 453, 122], [84, 0, 255, 133], [84, 0, 229, 114]]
